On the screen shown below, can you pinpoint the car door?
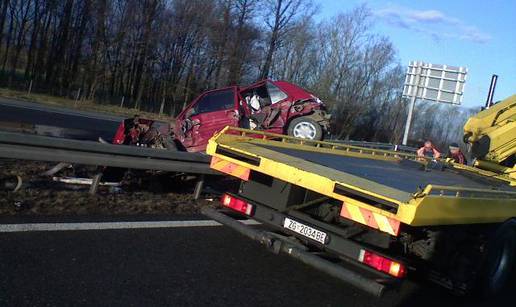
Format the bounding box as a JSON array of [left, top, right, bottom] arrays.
[[264, 81, 289, 131], [184, 87, 239, 151]]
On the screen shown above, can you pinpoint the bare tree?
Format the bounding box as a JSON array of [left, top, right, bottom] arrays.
[[259, 0, 313, 79], [87, 0, 108, 99], [0, 0, 10, 50], [227, 0, 259, 84], [0, 1, 475, 147], [1, 0, 16, 72], [271, 17, 317, 84]]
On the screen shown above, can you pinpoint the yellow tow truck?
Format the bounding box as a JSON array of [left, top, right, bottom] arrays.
[[201, 95, 516, 297]]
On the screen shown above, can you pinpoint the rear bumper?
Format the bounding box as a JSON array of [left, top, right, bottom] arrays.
[[202, 206, 394, 297]]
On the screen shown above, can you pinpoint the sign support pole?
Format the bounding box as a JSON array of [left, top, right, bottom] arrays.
[[402, 65, 422, 146], [402, 95, 416, 145]]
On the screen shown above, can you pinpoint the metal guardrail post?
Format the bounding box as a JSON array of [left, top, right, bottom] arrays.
[[193, 175, 205, 200], [89, 173, 103, 194]]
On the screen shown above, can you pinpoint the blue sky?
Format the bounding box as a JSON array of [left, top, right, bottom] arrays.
[[315, 0, 516, 108]]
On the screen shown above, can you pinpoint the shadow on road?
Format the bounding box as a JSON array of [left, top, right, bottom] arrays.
[[388, 276, 516, 307]]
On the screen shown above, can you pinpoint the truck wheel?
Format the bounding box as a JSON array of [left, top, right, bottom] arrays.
[[288, 117, 323, 140], [480, 219, 516, 297]]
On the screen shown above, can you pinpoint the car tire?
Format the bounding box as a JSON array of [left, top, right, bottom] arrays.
[[479, 219, 516, 297], [287, 117, 323, 140]]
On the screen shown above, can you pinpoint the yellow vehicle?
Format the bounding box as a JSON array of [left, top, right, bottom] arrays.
[[202, 97, 516, 297], [464, 94, 516, 181]]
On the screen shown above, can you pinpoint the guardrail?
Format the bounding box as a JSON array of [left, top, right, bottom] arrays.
[[329, 140, 417, 153], [0, 131, 216, 175]]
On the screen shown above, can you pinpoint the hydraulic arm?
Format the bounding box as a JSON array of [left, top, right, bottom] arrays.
[[464, 94, 516, 177]]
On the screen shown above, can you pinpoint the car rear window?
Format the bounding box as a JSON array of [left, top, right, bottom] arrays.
[[267, 82, 288, 104]]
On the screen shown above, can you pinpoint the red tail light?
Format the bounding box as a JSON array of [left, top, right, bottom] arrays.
[[220, 194, 254, 216], [358, 250, 406, 278]]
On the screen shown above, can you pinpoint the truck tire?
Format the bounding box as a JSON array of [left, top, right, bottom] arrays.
[[287, 117, 323, 140], [479, 219, 516, 297]]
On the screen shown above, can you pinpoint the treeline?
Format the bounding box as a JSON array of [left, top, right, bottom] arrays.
[[0, 0, 473, 147]]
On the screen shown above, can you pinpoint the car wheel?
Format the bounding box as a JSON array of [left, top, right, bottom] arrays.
[[287, 117, 323, 140], [479, 219, 516, 297]]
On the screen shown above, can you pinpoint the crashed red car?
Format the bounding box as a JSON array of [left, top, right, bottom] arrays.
[[175, 79, 330, 152], [113, 79, 330, 152]]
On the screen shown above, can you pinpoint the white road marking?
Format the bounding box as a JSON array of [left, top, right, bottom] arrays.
[[0, 219, 260, 233]]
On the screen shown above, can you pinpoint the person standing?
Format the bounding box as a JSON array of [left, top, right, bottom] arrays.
[[417, 140, 441, 159], [447, 142, 467, 164]]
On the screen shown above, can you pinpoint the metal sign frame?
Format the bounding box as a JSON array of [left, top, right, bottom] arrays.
[[401, 61, 468, 145], [403, 61, 467, 105]]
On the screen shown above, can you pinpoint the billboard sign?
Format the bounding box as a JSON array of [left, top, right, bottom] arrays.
[[403, 61, 467, 105]]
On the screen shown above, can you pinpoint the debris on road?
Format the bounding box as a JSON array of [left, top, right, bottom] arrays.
[[52, 176, 121, 187], [0, 159, 236, 216]]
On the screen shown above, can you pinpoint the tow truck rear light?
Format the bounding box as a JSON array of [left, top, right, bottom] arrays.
[[358, 249, 406, 278], [220, 194, 254, 216]]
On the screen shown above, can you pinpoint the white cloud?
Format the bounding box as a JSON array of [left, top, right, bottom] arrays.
[[374, 6, 491, 44], [409, 10, 446, 23]]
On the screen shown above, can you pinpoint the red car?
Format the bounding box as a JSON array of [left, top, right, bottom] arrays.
[[113, 79, 330, 152], [175, 79, 330, 152]]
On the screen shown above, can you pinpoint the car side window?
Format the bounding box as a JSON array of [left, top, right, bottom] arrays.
[[267, 82, 288, 104], [193, 89, 235, 115]]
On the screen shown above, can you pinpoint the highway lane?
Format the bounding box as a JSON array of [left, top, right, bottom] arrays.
[[0, 216, 509, 307], [0, 97, 123, 141], [0, 224, 376, 306]]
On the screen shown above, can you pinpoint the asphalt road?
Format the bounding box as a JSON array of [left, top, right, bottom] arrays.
[[0, 97, 122, 141], [0, 215, 511, 307], [2, 223, 375, 307]]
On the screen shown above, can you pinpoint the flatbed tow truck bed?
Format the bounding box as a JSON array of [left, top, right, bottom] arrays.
[[261, 145, 513, 194], [202, 127, 516, 297]]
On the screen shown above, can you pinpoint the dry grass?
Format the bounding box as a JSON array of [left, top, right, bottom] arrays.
[[0, 87, 175, 122]]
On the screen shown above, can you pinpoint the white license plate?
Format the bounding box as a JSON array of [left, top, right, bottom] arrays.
[[283, 217, 327, 244]]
